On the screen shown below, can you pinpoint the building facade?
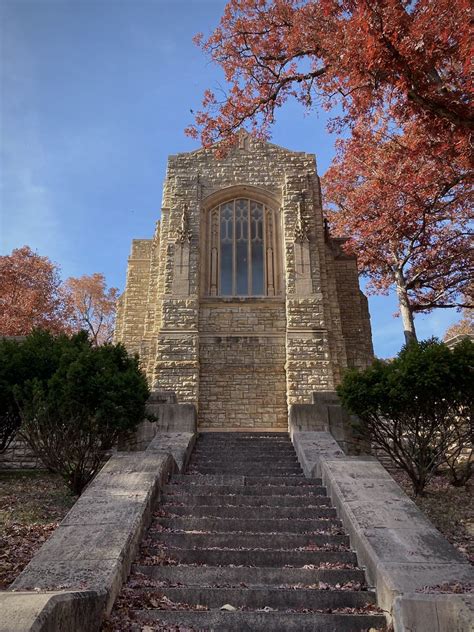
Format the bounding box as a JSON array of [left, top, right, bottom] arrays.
[[115, 133, 373, 431]]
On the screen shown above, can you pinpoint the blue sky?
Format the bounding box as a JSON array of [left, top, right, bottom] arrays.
[[0, 0, 461, 357]]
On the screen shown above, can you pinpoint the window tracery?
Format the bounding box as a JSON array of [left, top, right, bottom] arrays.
[[208, 198, 277, 297]]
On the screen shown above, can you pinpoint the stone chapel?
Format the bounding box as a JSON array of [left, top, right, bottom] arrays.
[[114, 132, 373, 431]]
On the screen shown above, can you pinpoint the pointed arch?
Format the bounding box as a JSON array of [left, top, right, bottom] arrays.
[[202, 186, 283, 297]]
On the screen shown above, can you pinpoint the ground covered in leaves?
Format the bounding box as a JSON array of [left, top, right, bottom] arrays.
[[392, 470, 473, 564], [0, 469, 76, 588]]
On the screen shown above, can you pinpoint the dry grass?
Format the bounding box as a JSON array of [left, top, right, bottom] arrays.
[[0, 469, 76, 588], [392, 470, 473, 563]]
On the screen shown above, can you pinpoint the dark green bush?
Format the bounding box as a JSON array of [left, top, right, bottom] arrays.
[[337, 338, 473, 495], [0, 331, 82, 452], [6, 330, 150, 494]]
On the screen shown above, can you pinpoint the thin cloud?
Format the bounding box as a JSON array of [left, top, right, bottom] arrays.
[[0, 6, 61, 256]]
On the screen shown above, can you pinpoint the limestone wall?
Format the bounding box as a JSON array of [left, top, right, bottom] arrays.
[[115, 239, 153, 361], [115, 134, 374, 430], [332, 239, 374, 369], [199, 300, 287, 429], [0, 438, 42, 470]]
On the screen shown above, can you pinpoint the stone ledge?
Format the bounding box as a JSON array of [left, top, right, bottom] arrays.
[[291, 430, 474, 631], [393, 593, 474, 632], [146, 431, 196, 472], [147, 402, 197, 434], [2, 431, 196, 632], [0, 591, 105, 632]]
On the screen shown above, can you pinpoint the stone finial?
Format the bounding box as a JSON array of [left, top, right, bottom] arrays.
[[175, 203, 192, 244], [294, 200, 310, 242], [323, 217, 330, 242], [238, 128, 250, 150], [154, 219, 160, 241], [196, 173, 203, 201]]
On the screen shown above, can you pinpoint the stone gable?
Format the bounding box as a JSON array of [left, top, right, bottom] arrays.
[[115, 135, 373, 429]]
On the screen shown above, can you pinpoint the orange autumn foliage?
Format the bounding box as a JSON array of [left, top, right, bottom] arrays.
[[188, 0, 472, 163], [63, 273, 119, 346], [324, 118, 473, 341], [444, 318, 473, 340], [0, 246, 70, 336], [188, 0, 473, 340]]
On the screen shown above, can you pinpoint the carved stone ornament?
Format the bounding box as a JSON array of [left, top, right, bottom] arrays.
[[175, 203, 192, 244], [294, 200, 310, 242], [238, 128, 250, 150]]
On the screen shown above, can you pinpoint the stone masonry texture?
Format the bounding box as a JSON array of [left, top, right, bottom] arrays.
[[115, 133, 374, 430]]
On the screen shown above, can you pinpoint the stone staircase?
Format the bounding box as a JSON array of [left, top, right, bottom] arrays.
[[109, 432, 386, 631]]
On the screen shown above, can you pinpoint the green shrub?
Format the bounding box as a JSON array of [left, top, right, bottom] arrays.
[[0, 331, 80, 452], [337, 339, 473, 495], [7, 330, 150, 494]]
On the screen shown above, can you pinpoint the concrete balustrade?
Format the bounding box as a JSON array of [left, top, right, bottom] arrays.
[[291, 428, 474, 632], [0, 427, 196, 632]]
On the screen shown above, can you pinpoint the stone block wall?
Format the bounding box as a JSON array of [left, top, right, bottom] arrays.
[[199, 300, 287, 429], [115, 133, 374, 430], [332, 239, 374, 370], [0, 438, 42, 470], [115, 239, 154, 362]]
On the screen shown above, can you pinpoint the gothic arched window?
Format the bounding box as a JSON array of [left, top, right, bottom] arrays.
[[208, 198, 277, 297]]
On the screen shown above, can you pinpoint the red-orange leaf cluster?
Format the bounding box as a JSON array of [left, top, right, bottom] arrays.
[[444, 318, 474, 341], [324, 118, 473, 340], [188, 0, 472, 161], [63, 273, 119, 346], [0, 248, 119, 344], [0, 246, 70, 336], [189, 0, 473, 340], [443, 295, 474, 341]]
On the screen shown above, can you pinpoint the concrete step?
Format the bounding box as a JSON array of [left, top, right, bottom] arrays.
[[197, 440, 292, 443], [188, 455, 300, 464], [148, 531, 348, 550], [199, 431, 290, 435], [186, 467, 303, 475], [194, 438, 294, 445], [160, 504, 337, 520], [163, 483, 327, 496], [189, 460, 299, 466], [195, 443, 294, 450], [161, 493, 331, 507], [188, 461, 301, 467], [199, 430, 290, 441], [157, 516, 341, 534], [138, 585, 377, 610], [193, 447, 295, 454], [142, 546, 358, 567], [191, 447, 298, 455], [196, 439, 291, 444], [134, 610, 386, 631], [192, 444, 297, 451], [171, 474, 323, 486], [133, 563, 367, 587], [190, 457, 299, 465]]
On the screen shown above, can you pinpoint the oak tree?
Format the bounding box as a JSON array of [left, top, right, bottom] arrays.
[[188, 0, 472, 163], [63, 273, 119, 346], [324, 119, 473, 342], [188, 0, 473, 341], [0, 246, 70, 336]]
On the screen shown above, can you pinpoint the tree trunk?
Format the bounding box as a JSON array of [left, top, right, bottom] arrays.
[[394, 269, 417, 344]]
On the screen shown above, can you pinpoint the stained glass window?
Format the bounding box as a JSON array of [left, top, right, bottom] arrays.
[[209, 198, 276, 297]]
